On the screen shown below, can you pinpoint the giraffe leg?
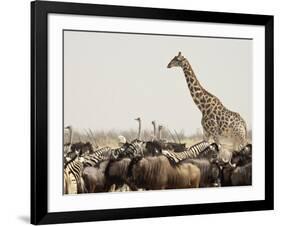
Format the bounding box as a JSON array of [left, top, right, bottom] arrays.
[[203, 129, 212, 143], [208, 123, 221, 148], [207, 124, 231, 162], [202, 117, 223, 151], [233, 125, 247, 151], [201, 117, 213, 143]]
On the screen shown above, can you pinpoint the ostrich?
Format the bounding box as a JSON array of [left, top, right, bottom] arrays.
[[158, 125, 165, 141], [65, 125, 73, 145], [135, 117, 142, 141], [151, 121, 157, 141], [158, 124, 174, 142], [64, 125, 73, 153], [155, 124, 187, 152]]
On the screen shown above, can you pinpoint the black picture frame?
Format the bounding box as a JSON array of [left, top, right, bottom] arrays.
[[31, 0, 274, 224]]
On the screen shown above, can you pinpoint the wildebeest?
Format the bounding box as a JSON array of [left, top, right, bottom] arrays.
[[231, 144, 252, 166], [220, 144, 252, 186], [83, 157, 135, 193], [182, 158, 221, 187], [104, 158, 133, 191], [127, 155, 200, 190], [81, 143, 139, 192], [82, 160, 110, 193], [230, 163, 252, 186], [104, 141, 219, 191]]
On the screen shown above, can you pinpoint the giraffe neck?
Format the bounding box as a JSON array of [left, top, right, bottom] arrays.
[[181, 60, 207, 112]]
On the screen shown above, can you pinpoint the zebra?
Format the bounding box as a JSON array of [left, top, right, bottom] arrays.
[[115, 142, 145, 159], [64, 155, 85, 194], [82, 144, 132, 167], [82, 146, 113, 167], [115, 139, 165, 159], [64, 170, 71, 194], [162, 141, 219, 164]]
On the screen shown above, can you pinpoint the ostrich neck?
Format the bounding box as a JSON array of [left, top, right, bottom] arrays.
[[137, 121, 141, 140], [69, 127, 73, 145], [181, 60, 206, 112], [152, 123, 156, 138], [158, 127, 162, 140]]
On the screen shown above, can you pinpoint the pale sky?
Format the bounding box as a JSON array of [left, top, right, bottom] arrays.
[[64, 30, 252, 135]]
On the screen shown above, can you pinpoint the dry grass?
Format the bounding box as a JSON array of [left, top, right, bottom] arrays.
[[64, 127, 252, 148]]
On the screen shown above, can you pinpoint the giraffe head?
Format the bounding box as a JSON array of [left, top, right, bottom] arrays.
[[167, 52, 185, 68]]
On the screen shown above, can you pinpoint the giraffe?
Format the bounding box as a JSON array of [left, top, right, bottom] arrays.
[[167, 52, 248, 161]]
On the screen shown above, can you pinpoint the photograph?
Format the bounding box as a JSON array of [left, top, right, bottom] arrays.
[[63, 30, 253, 194]]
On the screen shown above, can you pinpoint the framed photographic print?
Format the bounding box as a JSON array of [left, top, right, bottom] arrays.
[[31, 0, 274, 224]]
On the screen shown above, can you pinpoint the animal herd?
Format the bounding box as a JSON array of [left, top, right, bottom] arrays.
[[64, 121, 252, 194], [64, 52, 252, 194]]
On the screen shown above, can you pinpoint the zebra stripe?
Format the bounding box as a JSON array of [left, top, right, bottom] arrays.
[[64, 157, 84, 194], [82, 141, 144, 165], [162, 141, 211, 164], [82, 146, 129, 166], [83, 146, 112, 166], [64, 170, 70, 194], [116, 142, 144, 159]]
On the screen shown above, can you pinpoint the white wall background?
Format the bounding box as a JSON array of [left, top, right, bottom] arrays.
[[0, 0, 279, 225]]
